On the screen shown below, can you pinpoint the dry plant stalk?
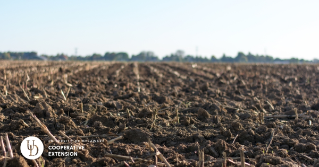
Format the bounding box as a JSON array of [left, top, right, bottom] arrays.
[[147, 139, 172, 167], [294, 109, 298, 120], [61, 89, 67, 101], [79, 103, 83, 113], [31, 159, 39, 167], [126, 108, 131, 118], [227, 159, 251, 166], [198, 147, 204, 167], [266, 129, 275, 154], [240, 146, 245, 167], [42, 88, 48, 98], [150, 108, 158, 130], [232, 134, 239, 144], [21, 120, 29, 127], [267, 101, 274, 111], [108, 136, 124, 145], [135, 63, 140, 93], [155, 152, 158, 165], [2, 157, 7, 167], [26, 73, 30, 82], [65, 87, 71, 98], [259, 112, 264, 124], [123, 161, 130, 167], [20, 85, 30, 101], [15, 92, 28, 104], [4, 133, 13, 158], [173, 102, 182, 124], [3, 86, 7, 96], [50, 80, 54, 86], [59, 131, 72, 140], [64, 82, 72, 87], [28, 110, 60, 144], [63, 74, 73, 87], [1, 136, 6, 157], [176, 154, 179, 166], [1, 136, 8, 167], [223, 152, 227, 167]]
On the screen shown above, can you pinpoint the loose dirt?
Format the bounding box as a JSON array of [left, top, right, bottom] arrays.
[[0, 61, 319, 166]]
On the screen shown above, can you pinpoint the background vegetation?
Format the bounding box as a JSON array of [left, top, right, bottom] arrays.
[[0, 51, 318, 63]]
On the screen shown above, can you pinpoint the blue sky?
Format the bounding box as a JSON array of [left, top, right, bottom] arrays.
[[0, 0, 318, 60]]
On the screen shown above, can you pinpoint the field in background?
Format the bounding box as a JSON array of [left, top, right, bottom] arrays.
[[0, 61, 319, 166]]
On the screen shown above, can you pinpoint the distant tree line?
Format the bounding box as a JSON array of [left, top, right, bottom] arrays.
[[0, 52, 42, 60], [0, 51, 318, 63]]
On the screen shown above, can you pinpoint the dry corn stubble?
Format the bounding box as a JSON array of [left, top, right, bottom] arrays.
[[0, 62, 317, 166]]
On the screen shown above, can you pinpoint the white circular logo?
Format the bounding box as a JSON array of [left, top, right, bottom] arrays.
[[20, 136, 44, 159]]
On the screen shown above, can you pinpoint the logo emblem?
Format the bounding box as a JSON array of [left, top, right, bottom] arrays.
[[21, 136, 44, 159]]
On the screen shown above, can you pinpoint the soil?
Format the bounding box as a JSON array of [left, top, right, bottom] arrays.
[[0, 61, 319, 166]]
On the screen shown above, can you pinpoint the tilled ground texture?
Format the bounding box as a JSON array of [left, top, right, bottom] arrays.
[[0, 61, 319, 167]]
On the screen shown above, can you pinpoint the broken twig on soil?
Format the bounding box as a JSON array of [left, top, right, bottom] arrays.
[[148, 139, 172, 167], [232, 134, 239, 144], [108, 136, 124, 145], [266, 129, 275, 154], [20, 85, 30, 101], [28, 110, 60, 144], [1, 136, 6, 157], [58, 131, 72, 140], [227, 159, 251, 166], [4, 133, 13, 159], [61, 89, 67, 101]]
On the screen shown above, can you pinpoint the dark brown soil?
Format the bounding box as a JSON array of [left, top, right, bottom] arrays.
[[0, 61, 319, 166]]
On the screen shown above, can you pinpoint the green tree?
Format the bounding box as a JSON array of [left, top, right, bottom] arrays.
[[91, 53, 102, 60], [104, 52, 117, 61], [289, 58, 299, 63], [211, 55, 218, 62], [115, 52, 129, 61], [235, 52, 247, 62], [4, 52, 10, 59], [220, 54, 234, 62]]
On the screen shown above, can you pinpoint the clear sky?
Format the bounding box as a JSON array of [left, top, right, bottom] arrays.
[[0, 0, 318, 60]]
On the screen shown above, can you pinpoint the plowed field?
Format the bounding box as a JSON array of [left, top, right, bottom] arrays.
[[1, 61, 319, 167]]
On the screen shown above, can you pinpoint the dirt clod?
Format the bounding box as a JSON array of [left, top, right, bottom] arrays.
[[6, 155, 29, 167], [33, 101, 54, 118], [197, 108, 211, 120], [123, 128, 150, 144]]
